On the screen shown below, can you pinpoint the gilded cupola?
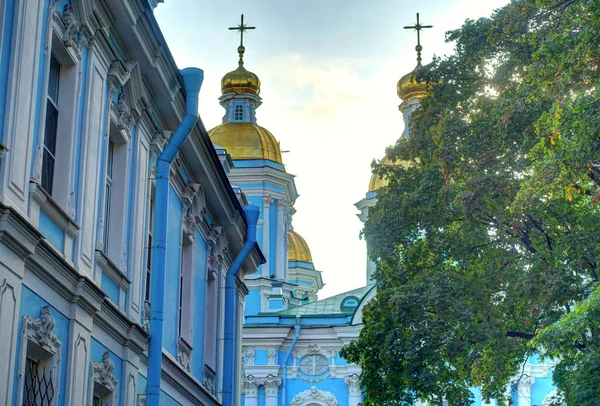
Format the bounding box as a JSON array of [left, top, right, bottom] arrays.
[[221, 45, 261, 95], [397, 62, 428, 101], [208, 122, 283, 164], [288, 230, 313, 263]]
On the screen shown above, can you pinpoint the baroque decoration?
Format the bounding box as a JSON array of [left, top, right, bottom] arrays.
[[91, 351, 118, 393], [290, 386, 338, 406]]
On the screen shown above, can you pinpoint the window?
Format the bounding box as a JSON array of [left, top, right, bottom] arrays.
[[178, 229, 194, 340], [102, 139, 115, 253], [16, 306, 62, 406], [234, 104, 244, 121], [299, 354, 329, 376], [41, 54, 61, 194], [144, 198, 155, 303]]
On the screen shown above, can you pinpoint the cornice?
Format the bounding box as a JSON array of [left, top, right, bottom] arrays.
[[161, 351, 220, 406]]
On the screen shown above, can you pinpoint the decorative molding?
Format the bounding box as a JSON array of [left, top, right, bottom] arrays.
[[242, 375, 259, 398], [243, 346, 255, 366], [94, 352, 117, 391], [176, 338, 192, 372], [293, 343, 334, 360], [267, 345, 277, 366], [35, 306, 56, 347], [262, 195, 273, 207], [345, 374, 361, 397], [60, 5, 81, 48], [290, 386, 338, 406], [202, 364, 216, 396], [263, 374, 281, 397]]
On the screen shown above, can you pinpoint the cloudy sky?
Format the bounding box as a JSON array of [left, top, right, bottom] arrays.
[[155, 0, 509, 299]]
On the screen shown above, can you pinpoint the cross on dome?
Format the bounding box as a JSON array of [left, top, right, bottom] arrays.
[[403, 12, 433, 65], [228, 14, 256, 66]]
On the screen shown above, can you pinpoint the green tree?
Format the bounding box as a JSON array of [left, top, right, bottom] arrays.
[[341, 1, 600, 404]]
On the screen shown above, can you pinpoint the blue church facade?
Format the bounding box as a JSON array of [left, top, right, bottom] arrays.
[[0, 1, 262, 405]]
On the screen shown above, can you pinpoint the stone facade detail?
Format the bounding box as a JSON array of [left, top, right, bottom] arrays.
[[290, 386, 338, 406]]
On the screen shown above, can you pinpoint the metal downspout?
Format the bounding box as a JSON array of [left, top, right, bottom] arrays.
[[146, 67, 204, 406], [222, 205, 260, 406], [281, 322, 301, 406]]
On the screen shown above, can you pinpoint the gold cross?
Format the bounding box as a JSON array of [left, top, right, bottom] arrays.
[[403, 13, 432, 65], [228, 14, 256, 48]]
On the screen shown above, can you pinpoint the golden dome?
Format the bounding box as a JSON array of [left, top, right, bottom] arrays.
[[397, 63, 428, 101], [288, 230, 313, 263], [208, 122, 283, 164], [368, 155, 392, 193], [367, 156, 412, 193], [221, 46, 261, 95]]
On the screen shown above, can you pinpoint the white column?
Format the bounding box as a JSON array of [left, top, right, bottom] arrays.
[[261, 195, 272, 278], [345, 374, 362, 406], [243, 376, 258, 406], [517, 376, 535, 406], [264, 375, 281, 406], [275, 200, 286, 280]]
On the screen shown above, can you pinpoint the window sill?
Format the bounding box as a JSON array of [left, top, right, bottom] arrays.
[[95, 250, 131, 291], [30, 182, 79, 237]]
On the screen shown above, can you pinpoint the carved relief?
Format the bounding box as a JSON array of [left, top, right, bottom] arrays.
[[345, 374, 361, 397], [263, 374, 281, 397], [114, 93, 133, 130], [290, 386, 338, 406], [267, 346, 277, 366], [61, 5, 80, 47], [242, 375, 259, 398], [243, 346, 255, 366], [176, 345, 191, 371], [35, 306, 56, 347]]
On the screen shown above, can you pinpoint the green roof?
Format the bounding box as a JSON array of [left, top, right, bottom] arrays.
[[274, 284, 375, 317]]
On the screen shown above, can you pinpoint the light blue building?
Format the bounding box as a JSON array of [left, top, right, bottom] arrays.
[[0, 1, 262, 405], [208, 25, 562, 406]]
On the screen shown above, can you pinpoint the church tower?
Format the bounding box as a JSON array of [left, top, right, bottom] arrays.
[[209, 16, 323, 316], [355, 13, 431, 284]]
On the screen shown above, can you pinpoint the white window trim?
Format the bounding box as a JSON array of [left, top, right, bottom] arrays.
[[88, 351, 118, 406], [31, 14, 85, 215], [16, 306, 62, 406]]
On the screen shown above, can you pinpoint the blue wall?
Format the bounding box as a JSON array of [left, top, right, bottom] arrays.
[[39, 210, 65, 252], [164, 185, 182, 356], [13, 286, 70, 406], [244, 289, 261, 317], [191, 231, 207, 381]]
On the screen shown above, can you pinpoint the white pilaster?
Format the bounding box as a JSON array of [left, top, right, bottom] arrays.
[[264, 375, 281, 406], [516, 376, 535, 406], [261, 195, 272, 278], [275, 200, 286, 280], [345, 374, 361, 406], [243, 376, 258, 406]]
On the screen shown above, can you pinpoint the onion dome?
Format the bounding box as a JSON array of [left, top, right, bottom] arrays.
[[208, 122, 283, 164], [288, 230, 313, 263], [397, 62, 427, 101], [221, 46, 261, 95]]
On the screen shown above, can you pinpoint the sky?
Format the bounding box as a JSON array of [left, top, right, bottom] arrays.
[[155, 0, 509, 299]]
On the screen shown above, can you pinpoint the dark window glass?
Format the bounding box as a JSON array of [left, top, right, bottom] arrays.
[[47, 55, 60, 104], [41, 55, 61, 195], [234, 104, 244, 121]]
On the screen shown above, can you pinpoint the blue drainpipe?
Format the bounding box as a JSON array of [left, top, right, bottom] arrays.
[[222, 205, 260, 406], [281, 321, 301, 406], [146, 67, 204, 406]]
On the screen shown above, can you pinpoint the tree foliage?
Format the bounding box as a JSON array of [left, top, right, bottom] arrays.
[[341, 1, 600, 404]]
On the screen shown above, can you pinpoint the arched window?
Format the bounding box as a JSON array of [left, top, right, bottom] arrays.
[[234, 104, 244, 121]]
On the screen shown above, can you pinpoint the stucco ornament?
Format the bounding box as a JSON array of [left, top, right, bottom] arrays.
[[242, 375, 258, 397], [243, 346, 255, 366], [100, 351, 116, 386], [35, 305, 56, 347], [345, 374, 361, 396], [267, 345, 277, 365], [61, 5, 80, 47], [263, 374, 282, 397], [290, 386, 338, 406]]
